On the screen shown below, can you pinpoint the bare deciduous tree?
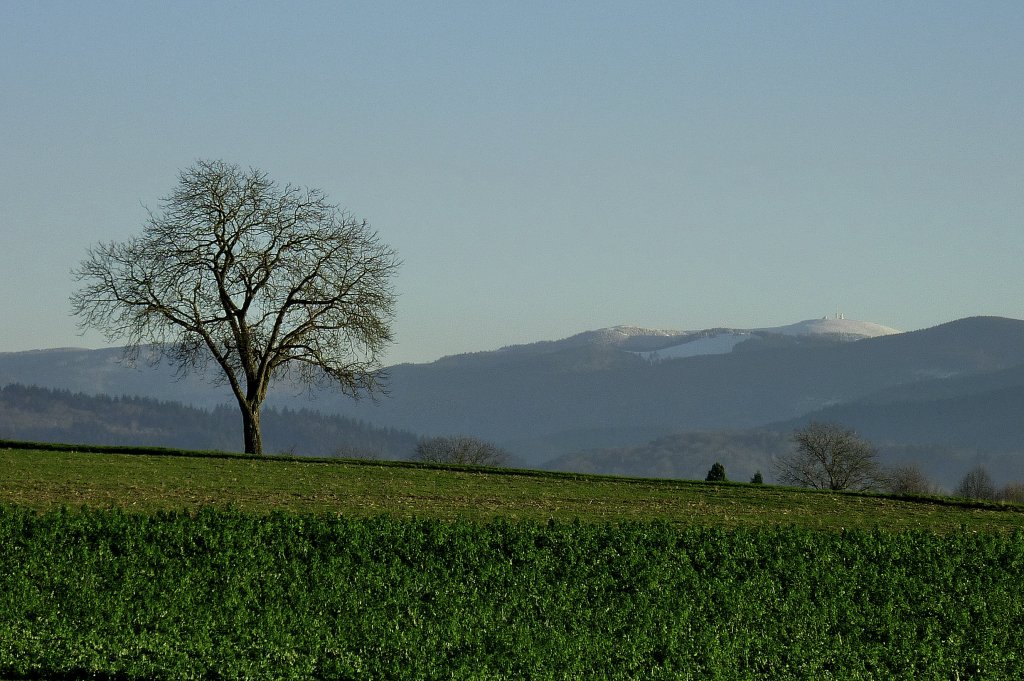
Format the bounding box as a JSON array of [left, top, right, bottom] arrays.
[[999, 482, 1024, 504], [955, 466, 997, 501], [774, 422, 887, 491], [71, 160, 399, 455], [887, 463, 940, 496], [413, 436, 509, 466]]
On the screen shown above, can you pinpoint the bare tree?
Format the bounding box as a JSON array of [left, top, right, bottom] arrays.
[[955, 466, 997, 501], [774, 422, 887, 492], [887, 463, 940, 496], [413, 436, 509, 466], [71, 160, 399, 455], [999, 482, 1024, 504]]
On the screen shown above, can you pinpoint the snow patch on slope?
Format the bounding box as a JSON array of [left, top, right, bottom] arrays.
[[488, 316, 902, 363], [626, 317, 901, 363], [631, 333, 751, 361]]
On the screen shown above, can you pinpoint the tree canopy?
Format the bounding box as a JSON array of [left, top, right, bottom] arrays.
[[71, 160, 399, 454], [774, 422, 887, 492], [413, 436, 509, 466], [955, 466, 996, 501], [705, 462, 727, 482]]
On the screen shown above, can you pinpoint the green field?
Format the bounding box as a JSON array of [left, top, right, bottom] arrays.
[[2, 444, 1022, 532], [2, 443, 1023, 679]]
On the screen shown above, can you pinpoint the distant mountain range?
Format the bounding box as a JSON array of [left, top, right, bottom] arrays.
[[1, 315, 1022, 488]]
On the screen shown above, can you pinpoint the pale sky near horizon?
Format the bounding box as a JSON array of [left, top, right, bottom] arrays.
[[2, 2, 1022, 365]]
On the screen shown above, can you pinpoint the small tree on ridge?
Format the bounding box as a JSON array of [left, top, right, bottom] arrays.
[[888, 463, 939, 496], [955, 466, 997, 501], [705, 462, 727, 482], [413, 436, 509, 466], [774, 422, 887, 491]]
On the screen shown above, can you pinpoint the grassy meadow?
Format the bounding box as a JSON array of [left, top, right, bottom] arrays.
[[1, 443, 1022, 532], [2, 442, 1024, 679]]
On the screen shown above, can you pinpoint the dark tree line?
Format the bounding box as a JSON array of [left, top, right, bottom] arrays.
[[0, 383, 416, 458]]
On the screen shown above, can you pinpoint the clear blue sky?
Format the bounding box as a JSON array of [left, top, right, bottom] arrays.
[[2, 1, 1022, 365]]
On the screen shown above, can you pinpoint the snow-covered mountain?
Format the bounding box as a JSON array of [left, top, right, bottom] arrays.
[[758, 317, 901, 339], [614, 316, 902, 362], [362, 316, 1024, 471], [491, 316, 901, 362]]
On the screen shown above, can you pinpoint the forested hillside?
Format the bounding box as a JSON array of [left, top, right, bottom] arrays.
[[0, 384, 417, 458]]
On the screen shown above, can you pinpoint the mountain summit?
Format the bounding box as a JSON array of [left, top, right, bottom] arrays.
[[492, 316, 900, 360], [759, 317, 901, 339], [505, 316, 902, 363]]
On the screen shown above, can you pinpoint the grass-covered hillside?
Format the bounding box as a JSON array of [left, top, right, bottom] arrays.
[[2, 442, 1023, 679], [1, 442, 1022, 532]]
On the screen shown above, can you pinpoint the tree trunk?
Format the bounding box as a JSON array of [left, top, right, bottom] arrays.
[[241, 402, 263, 455]]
